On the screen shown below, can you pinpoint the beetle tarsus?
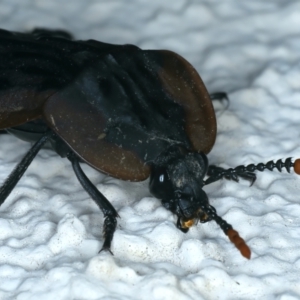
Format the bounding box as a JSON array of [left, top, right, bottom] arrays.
[[68, 152, 119, 254], [99, 216, 117, 254], [0, 131, 52, 205]]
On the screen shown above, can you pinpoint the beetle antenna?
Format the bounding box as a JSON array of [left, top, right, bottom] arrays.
[[203, 205, 251, 259], [0, 131, 52, 205], [205, 157, 300, 186]]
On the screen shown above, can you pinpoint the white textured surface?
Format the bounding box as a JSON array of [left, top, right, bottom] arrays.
[[1, 1, 300, 299]]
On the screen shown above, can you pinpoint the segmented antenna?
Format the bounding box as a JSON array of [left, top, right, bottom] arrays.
[[234, 157, 295, 173], [206, 158, 300, 186], [201, 158, 300, 258], [202, 205, 251, 259]]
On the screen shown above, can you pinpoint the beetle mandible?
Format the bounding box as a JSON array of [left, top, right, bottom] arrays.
[[0, 28, 299, 259]]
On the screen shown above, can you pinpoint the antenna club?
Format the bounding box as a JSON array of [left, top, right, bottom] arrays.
[[293, 159, 300, 175], [227, 229, 251, 259]]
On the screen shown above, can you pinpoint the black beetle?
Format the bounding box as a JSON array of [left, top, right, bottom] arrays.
[[0, 28, 299, 259]]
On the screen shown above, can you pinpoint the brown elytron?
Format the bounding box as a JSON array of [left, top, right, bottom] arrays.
[[44, 50, 216, 181]]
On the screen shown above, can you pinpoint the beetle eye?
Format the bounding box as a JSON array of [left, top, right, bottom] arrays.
[[149, 167, 174, 200], [157, 171, 170, 186], [154, 170, 170, 186]]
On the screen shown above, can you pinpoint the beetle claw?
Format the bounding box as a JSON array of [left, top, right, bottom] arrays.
[[249, 176, 256, 187], [99, 246, 114, 255]]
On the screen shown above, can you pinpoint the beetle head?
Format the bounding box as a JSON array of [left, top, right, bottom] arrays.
[[149, 145, 251, 259], [149, 146, 211, 231]]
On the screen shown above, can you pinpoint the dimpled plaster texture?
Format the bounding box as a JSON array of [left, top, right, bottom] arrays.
[[0, 1, 300, 299]]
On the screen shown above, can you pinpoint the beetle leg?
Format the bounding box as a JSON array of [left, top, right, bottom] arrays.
[[204, 166, 224, 185], [30, 28, 73, 40], [67, 153, 119, 254], [0, 131, 52, 205], [205, 165, 256, 185], [209, 92, 229, 111], [209, 92, 228, 102], [235, 171, 256, 186]]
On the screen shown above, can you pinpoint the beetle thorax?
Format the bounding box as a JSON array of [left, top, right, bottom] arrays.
[[168, 153, 207, 189], [152, 145, 209, 190]]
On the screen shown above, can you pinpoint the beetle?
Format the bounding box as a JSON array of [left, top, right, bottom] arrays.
[[0, 28, 299, 259]]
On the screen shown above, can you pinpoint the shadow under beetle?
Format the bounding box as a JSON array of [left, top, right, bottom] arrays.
[[0, 28, 299, 259]]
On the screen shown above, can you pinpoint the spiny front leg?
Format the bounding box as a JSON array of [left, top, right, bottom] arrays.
[[205, 165, 256, 185], [67, 152, 119, 254]]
